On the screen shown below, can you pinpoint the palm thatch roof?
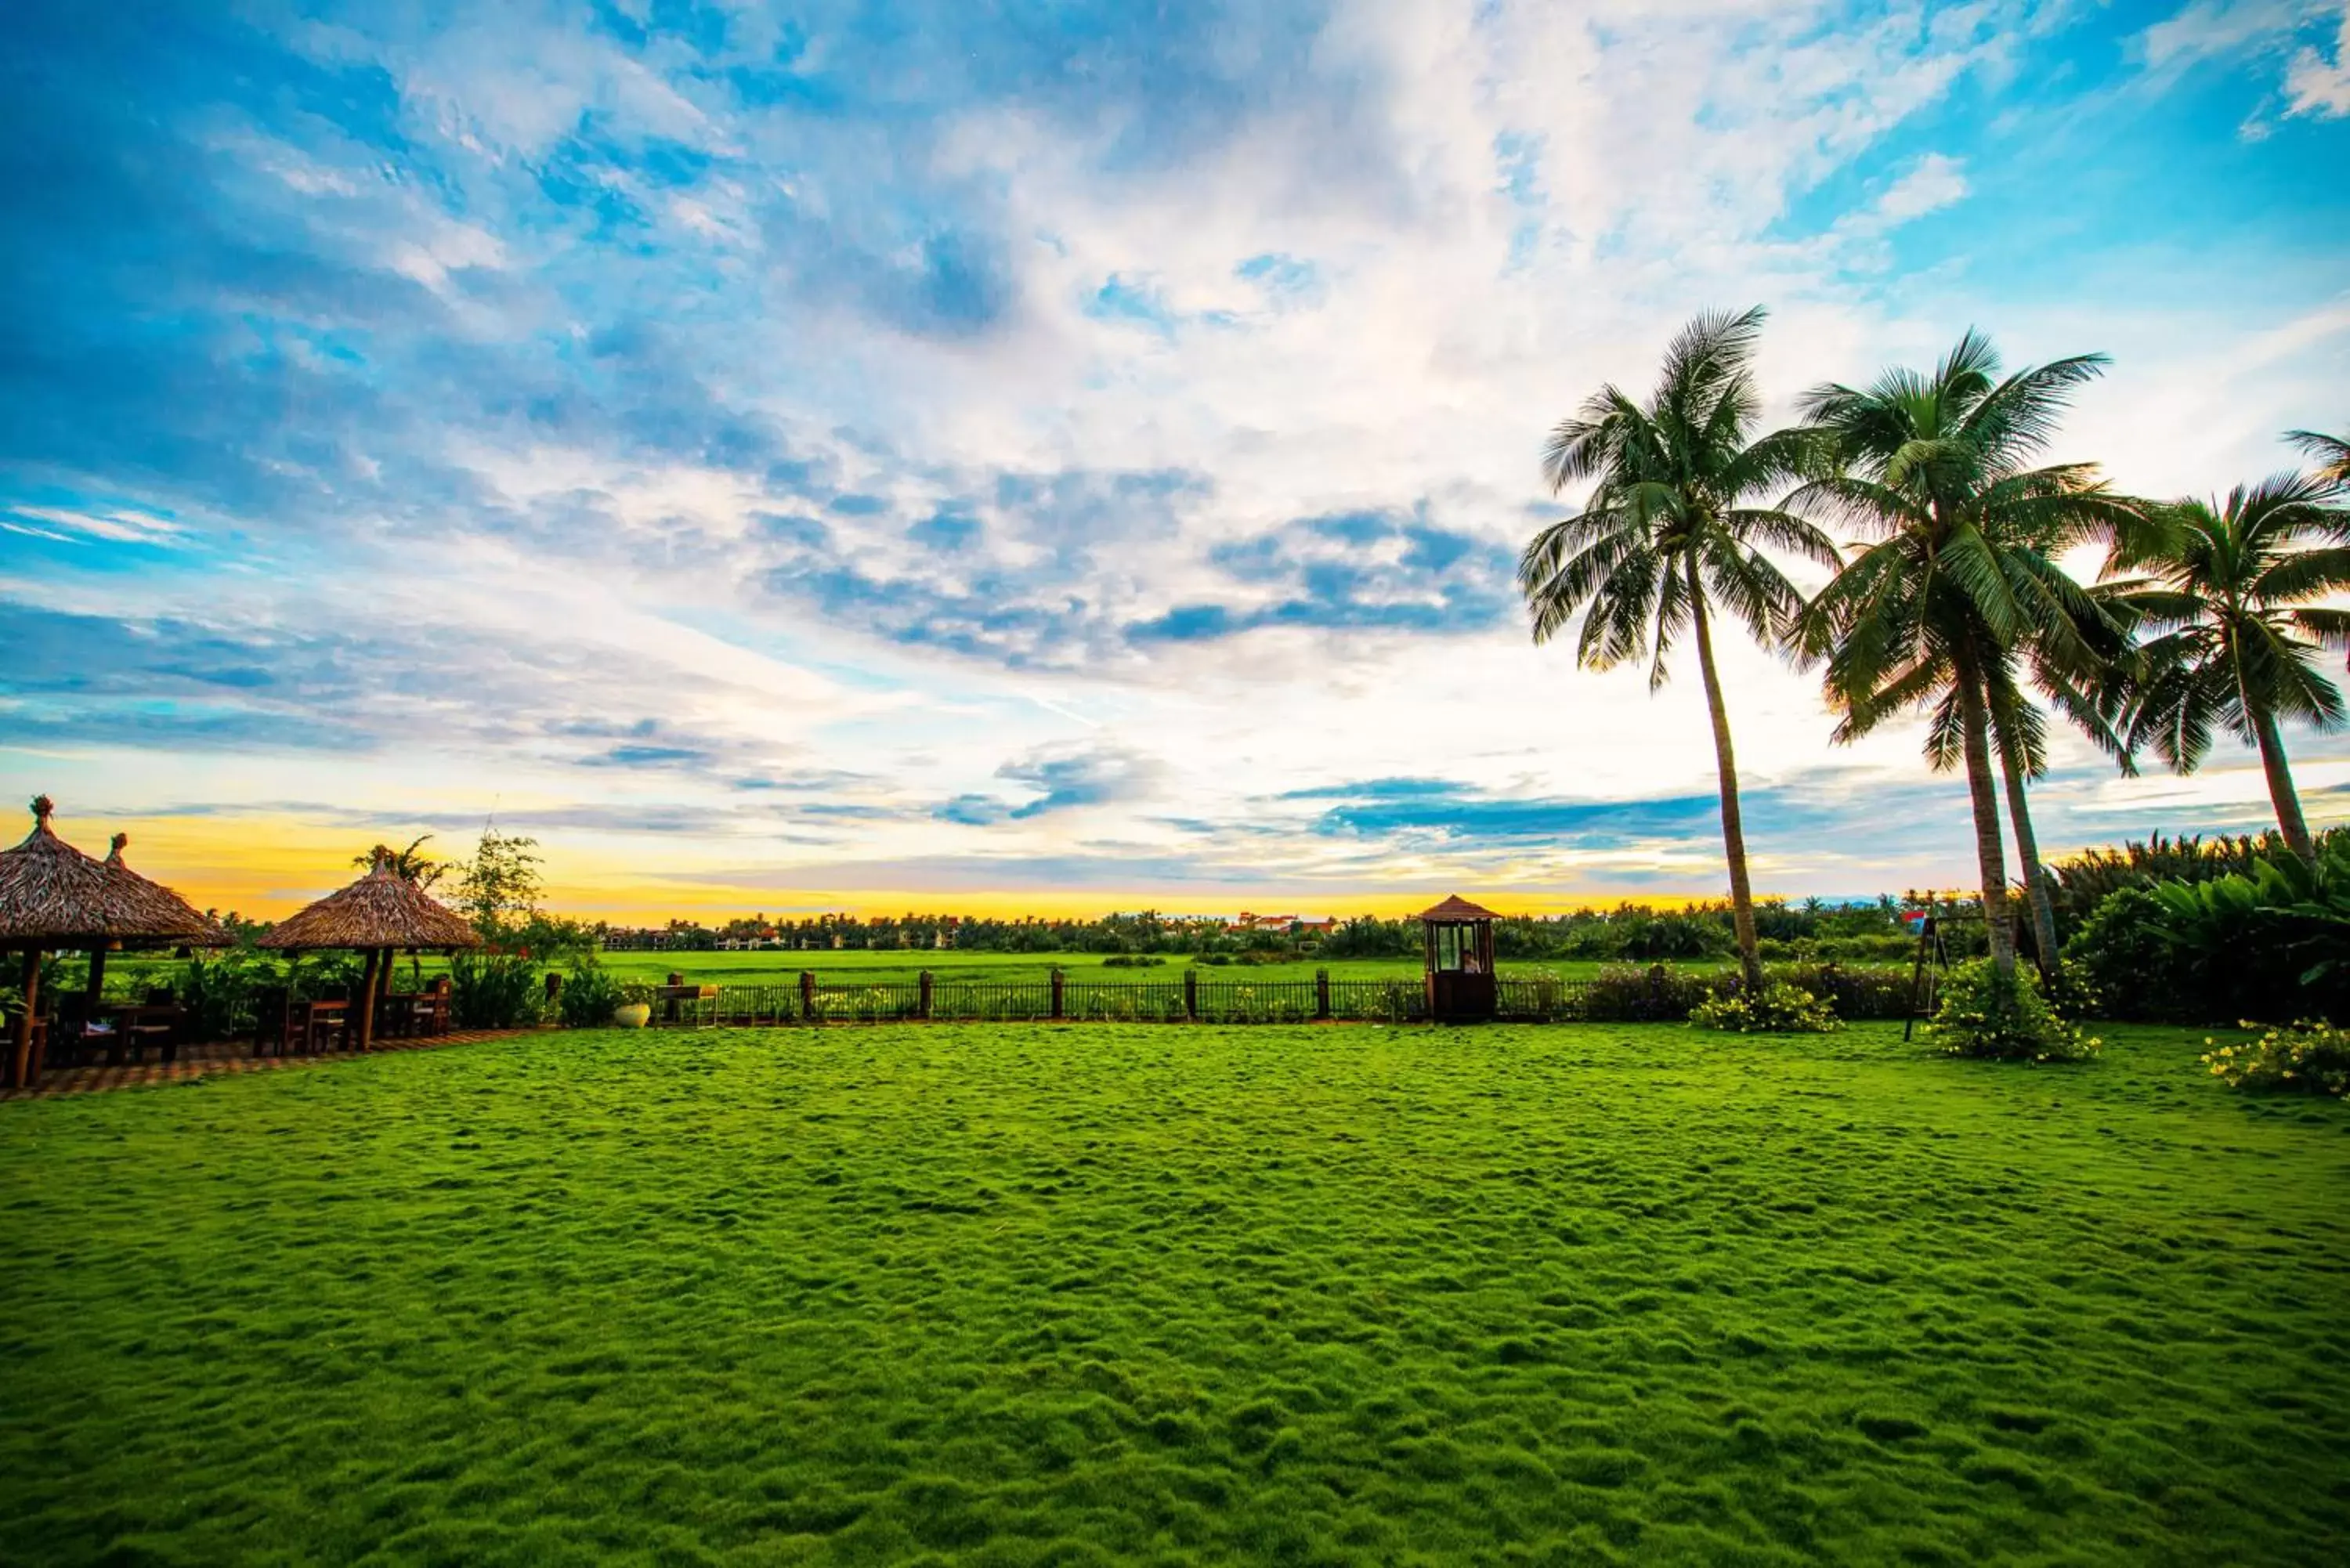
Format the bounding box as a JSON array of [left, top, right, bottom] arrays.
[[102, 833, 232, 948], [0, 797, 230, 948], [258, 852, 481, 952]]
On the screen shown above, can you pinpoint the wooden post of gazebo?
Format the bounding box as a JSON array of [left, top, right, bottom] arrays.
[[1419, 894, 1500, 1024]]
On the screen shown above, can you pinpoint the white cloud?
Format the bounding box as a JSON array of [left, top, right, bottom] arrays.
[[2285, 5, 2350, 114], [1872, 154, 1972, 224]]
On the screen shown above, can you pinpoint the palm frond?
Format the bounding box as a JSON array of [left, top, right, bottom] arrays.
[[2287, 427, 2350, 488]]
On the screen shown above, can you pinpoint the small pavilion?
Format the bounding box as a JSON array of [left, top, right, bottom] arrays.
[[0, 797, 227, 1086], [258, 851, 480, 1052], [1419, 893, 1499, 1024]]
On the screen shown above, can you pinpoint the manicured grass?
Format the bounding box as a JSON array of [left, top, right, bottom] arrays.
[[3, 1021, 2345, 1565]]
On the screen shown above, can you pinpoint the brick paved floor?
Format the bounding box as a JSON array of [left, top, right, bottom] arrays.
[[0, 1029, 534, 1102]]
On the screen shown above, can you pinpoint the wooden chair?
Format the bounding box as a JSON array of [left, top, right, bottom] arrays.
[[4, 1013, 49, 1085], [52, 995, 114, 1069], [416, 977, 452, 1037], [254, 991, 334, 1057], [253, 988, 295, 1057], [125, 988, 183, 1064]]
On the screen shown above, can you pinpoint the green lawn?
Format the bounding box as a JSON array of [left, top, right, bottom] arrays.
[[3, 1021, 2345, 1566]]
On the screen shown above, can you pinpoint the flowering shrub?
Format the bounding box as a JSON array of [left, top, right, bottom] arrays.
[[2041, 958, 2105, 1021], [1928, 959, 2101, 1062], [2201, 1021, 2350, 1096], [1690, 982, 1840, 1034]]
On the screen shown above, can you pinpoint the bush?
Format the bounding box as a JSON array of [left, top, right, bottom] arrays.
[[1773, 963, 1912, 1021], [450, 951, 545, 1029], [2063, 887, 2185, 1021], [1101, 954, 1167, 968], [1928, 959, 2100, 1062], [2201, 1021, 2350, 1097], [1582, 964, 1714, 1022], [176, 948, 291, 1040], [1690, 982, 1840, 1034], [558, 958, 627, 1028], [2062, 847, 2350, 1024]]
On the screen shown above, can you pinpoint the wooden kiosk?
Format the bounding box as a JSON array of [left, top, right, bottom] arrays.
[[1419, 894, 1499, 1024]]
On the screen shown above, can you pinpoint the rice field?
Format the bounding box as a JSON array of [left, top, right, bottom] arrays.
[[590, 948, 1634, 988]]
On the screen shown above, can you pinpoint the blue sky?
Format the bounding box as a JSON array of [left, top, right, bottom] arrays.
[[3, 0, 2347, 916]]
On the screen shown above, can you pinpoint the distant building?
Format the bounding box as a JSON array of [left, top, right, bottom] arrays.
[[1224, 912, 1335, 937]]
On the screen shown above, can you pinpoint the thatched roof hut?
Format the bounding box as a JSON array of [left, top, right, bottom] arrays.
[[101, 833, 232, 948], [258, 853, 481, 952], [0, 797, 226, 949], [4, 797, 227, 1086]]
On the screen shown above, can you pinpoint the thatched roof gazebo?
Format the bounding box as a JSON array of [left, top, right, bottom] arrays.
[[0, 797, 228, 1085], [259, 851, 479, 1051]]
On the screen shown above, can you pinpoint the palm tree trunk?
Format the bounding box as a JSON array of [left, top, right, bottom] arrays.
[[2253, 708, 2316, 860], [1954, 646, 2018, 976], [1685, 556, 1766, 992], [1998, 741, 2062, 978]]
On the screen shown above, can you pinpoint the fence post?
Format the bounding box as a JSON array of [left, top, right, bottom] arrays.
[[1050, 967, 1065, 1021], [1315, 967, 1331, 1021], [1184, 967, 1198, 1022], [919, 970, 933, 1021], [799, 970, 815, 1023]]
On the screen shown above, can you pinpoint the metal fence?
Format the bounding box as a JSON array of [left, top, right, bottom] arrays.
[[639, 963, 1916, 1028]]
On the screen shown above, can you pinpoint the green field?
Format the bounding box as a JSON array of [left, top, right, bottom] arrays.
[[591, 948, 1638, 987], [5, 1021, 2346, 1565]]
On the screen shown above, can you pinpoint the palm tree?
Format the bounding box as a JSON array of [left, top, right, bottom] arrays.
[[2289, 428, 2349, 489], [1791, 331, 2142, 977], [1518, 305, 1836, 994], [352, 834, 443, 889], [2106, 472, 2350, 861], [1983, 586, 2155, 971]]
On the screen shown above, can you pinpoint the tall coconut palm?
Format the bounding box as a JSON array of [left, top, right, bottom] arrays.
[[1518, 305, 1837, 994], [2106, 472, 2350, 861], [2289, 428, 2350, 489], [1987, 648, 2139, 973], [1791, 331, 2142, 977]]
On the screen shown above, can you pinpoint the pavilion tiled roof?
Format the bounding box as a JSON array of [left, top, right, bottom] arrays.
[[1415, 893, 1501, 922]]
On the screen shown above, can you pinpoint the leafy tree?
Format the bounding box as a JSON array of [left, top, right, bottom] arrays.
[[453, 827, 545, 941], [1791, 331, 2142, 977], [1518, 305, 1835, 993], [2106, 472, 2350, 860]]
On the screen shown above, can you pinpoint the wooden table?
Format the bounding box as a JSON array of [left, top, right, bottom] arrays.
[[97, 1003, 186, 1065]]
